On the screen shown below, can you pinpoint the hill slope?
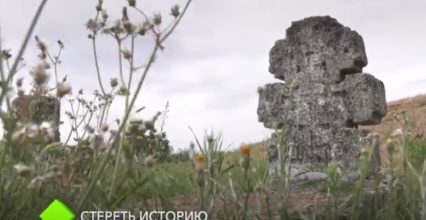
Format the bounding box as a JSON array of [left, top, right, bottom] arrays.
[[362, 94, 426, 137]]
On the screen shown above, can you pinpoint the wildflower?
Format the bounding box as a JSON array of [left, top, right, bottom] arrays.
[[194, 154, 206, 188], [57, 82, 72, 98], [240, 145, 251, 170], [170, 5, 180, 18], [194, 154, 207, 173], [86, 19, 100, 32], [144, 155, 156, 168], [239, 145, 251, 158], [31, 64, 49, 86]]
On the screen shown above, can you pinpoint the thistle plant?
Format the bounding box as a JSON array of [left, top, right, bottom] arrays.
[[0, 0, 193, 218]]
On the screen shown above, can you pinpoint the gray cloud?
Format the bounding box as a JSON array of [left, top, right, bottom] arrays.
[[1, 0, 425, 150]]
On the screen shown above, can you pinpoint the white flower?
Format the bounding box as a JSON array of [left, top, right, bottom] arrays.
[[57, 82, 72, 98], [24, 123, 39, 139], [40, 121, 55, 141]]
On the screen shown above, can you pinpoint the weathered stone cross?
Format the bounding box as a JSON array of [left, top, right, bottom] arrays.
[[258, 16, 386, 168]]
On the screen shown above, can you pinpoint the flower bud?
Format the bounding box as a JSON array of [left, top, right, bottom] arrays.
[[170, 5, 180, 18], [16, 78, 23, 87], [122, 49, 132, 60], [153, 14, 162, 26], [31, 64, 49, 86], [57, 82, 72, 98], [110, 78, 118, 87], [127, 0, 136, 7]]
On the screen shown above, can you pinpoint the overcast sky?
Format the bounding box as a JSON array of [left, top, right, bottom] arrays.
[[1, 0, 425, 151]]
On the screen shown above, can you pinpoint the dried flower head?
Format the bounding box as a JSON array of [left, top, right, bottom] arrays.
[[35, 36, 47, 53], [86, 19, 101, 32], [31, 64, 49, 86], [57, 82, 72, 98]]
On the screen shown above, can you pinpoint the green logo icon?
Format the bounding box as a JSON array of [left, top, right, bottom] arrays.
[[40, 199, 75, 220]]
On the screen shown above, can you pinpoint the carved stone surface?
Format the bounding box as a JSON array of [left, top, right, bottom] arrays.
[[258, 16, 387, 168]]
